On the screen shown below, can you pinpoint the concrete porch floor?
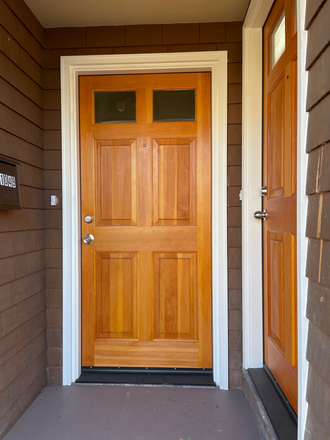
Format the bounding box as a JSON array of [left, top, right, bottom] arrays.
[[4, 384, 260, 440]]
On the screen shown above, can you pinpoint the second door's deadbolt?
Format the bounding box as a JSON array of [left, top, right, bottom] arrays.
[[84, 214, 94, 224]]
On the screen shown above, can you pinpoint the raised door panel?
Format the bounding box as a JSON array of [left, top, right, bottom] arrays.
[[153, 139, 196, 226], [268, 77, 285, 199], [154, 253, 197, 340], [95, 140, 137, 226], [268, 232, 285, 353], [95, 252, 137, 339]]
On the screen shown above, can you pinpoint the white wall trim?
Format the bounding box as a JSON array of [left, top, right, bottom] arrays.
[[60, 51, 228, 389], [242, 0, 309, 438], [297, 0, 309, 436], [242, 26, 264, 369]]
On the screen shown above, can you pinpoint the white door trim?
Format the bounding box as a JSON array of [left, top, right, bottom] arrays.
[[60, 51, 228, 389], [242, 0, 309, 438]]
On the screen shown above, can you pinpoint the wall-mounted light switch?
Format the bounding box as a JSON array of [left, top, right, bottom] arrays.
[[50, 195, 59, 206]]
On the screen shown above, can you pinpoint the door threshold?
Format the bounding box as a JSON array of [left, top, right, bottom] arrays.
[[76, 367, 215, 386], [248, 366, 297, 440]]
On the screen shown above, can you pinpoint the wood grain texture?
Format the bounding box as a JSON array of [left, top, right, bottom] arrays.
[[263, 0, 298, 413], [80, 73, 212, 368]]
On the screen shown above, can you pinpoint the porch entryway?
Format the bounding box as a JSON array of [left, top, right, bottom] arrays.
[[4, 385, 260, 440]]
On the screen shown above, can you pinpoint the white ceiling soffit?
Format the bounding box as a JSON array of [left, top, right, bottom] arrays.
[[24, 0, 249, 28]]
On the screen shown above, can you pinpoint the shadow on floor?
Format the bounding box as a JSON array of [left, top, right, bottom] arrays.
[[5, 384, 261, 440]]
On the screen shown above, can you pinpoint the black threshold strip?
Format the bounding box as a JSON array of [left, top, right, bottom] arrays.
[[249, 366, 297, 440], [76, 367, 215, 386]]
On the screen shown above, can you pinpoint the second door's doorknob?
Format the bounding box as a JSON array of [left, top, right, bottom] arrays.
[[254, 209, 268, 221], [83, 234, 94, 244]]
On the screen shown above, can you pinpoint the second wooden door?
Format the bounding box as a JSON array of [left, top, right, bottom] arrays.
[[80, 73, 212, 368], [263, 0, 298, 412]]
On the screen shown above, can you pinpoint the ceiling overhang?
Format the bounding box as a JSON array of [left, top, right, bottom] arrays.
[[24, 0, 249, 28]]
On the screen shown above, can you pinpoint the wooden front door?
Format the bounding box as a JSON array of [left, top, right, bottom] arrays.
[[80, 73, 212, 368], [263, 0, 298, 412]]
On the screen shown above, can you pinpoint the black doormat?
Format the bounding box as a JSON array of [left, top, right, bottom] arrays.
[[76, 367, 215, 386], [249, 367, 297, 440]]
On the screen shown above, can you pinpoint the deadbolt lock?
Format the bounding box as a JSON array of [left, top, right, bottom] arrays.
[[84, 214, 94, 224]]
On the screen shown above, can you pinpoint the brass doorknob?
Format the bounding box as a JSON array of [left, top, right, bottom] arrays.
[[254, 209, 268, 221], [83, 234, 94, 244]]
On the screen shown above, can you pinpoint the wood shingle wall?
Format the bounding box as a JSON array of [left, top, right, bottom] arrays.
[[304, 0, 330, 438], [0, 0, 47, 437]]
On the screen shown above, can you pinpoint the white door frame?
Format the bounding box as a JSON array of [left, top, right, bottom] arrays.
[[242, 0, 309, 438], [60, 51, 228, 389]]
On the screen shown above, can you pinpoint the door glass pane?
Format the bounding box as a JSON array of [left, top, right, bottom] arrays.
[[94, 91, 136, 123], [271, 11, 286, 70], [153, 90, 195, 122]]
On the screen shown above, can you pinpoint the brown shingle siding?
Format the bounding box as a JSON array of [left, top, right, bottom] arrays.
[[306, 94, 330, 152], [306, 280, 330, 337], [0, 26, 43, 87], [319, 239, 330, 286], [163, 23, 199, 45], [305, 0, 330, 68], [305, 406, 330, 440], [305, 238, 321, 282], [306, 321, 330, 383], [0, 52, 43, 107], [306, 146, 321, 195], [126, 25, 162, 46], [44, 27, 87, 49], [306, 45, 330, 111], [305, 1, 330, 438], [320, 192, 330, 239], [0, 0, 43, 67], [319, 143, 330, 192], [0, 1, 46, 437], [305, 0, 327, 29], [3, 0, 44, 46], [306, 193, 321, 238], [86, 26, 125, 47], [200, 22, 225, 43], [306, 367, 330, 436]]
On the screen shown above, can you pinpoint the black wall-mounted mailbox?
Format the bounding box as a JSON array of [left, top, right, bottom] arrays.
[[0, 159, 21, 210]]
